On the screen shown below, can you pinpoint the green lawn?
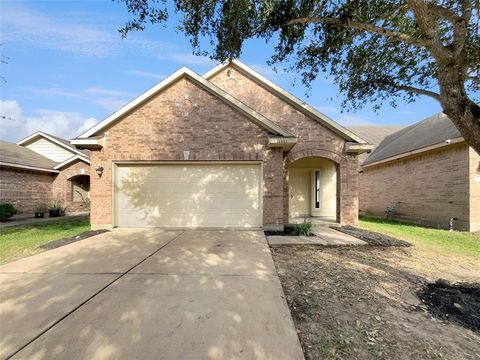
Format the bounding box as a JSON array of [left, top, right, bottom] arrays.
[[0, 217, 90, 264], [359, 216, 480, 260]]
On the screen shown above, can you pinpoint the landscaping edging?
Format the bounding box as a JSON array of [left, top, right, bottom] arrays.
[[39, 229, 109, 250], [335, 225, 412, 247]]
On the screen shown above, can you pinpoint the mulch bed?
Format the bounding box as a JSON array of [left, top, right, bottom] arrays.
[[335, 225, 412, 247], [39, 229, 109, 250], [264, 226, 296, 236], [418, 279, 480, 333]]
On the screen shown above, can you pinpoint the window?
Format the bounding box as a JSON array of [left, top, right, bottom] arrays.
[[314, 170, 320, 209]]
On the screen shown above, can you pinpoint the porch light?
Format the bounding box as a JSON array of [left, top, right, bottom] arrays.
[[95, 166, 104, 177]]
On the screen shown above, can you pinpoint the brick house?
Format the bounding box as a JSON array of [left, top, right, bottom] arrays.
[[72, 60, 372, 230], [0, 132, 91, 214], [358, 113, 480, 232]]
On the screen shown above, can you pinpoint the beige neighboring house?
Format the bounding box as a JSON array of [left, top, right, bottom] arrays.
[[72, 60, 373, 230], [0, 132, 91, 214], [357, 113, 480, 232]]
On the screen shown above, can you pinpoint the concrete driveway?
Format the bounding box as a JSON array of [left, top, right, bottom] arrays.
[[0, 230, 304, 360]]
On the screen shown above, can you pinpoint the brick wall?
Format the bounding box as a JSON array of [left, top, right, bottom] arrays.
[[0, 166, 54, 213], [209, 66, 359, 225], [359, 143, 472, 231], [52, 160, 90, 213], [89, 78, 282, 228], [469, 147, 480, 231]]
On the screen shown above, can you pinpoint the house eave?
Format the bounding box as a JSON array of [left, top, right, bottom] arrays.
[[0, 162, 59, 173], [71, 137, 105, 149], [345, 142, 375, 154], [53, 155, 91, 170], [268, 136, 297, 150], [362, 137, 465, 168]]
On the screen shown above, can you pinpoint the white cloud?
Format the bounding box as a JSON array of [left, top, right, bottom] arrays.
[[1, 4, 118, 57], [0, 100, 97, 142], [129, 70, 166, 80], [23, 86, 134, 112], [1, 3, 220, 65]]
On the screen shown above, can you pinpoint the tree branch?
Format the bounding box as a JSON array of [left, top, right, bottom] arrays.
[[397, 84, 441, 101], [286, 17, 426, 48]]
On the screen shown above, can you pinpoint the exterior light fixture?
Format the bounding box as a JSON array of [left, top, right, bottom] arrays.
[[95, 166, 104, 177]]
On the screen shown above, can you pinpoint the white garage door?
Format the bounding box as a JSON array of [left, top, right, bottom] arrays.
[[114, 163, 261, 228]]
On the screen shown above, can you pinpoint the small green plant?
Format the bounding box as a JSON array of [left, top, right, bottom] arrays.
[[293, 220, 313, 236], [0, 203, 17, 222], [48, 200, 62, 211], [35, 205, 46, 213]]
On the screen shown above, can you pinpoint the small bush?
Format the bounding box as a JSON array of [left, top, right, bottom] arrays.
[[0, 203, 17, 222], [48, 200, 62, 211], [293, 221, 313, 236]]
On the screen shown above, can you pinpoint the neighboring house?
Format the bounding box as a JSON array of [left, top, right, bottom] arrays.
[[358, 113, 480, 232], [0, 132, 91, 214], [72, 60, 373, 230], [349, 126, 406, 164]]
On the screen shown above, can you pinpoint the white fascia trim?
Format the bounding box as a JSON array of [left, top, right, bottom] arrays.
[[71, 137, 104, 148], [78, 67, 294, 139], [53, 155, 91, 170], [17, 131, 87, 158], [268, 136, 297, 149], [204, 60, 368, 144], [0, 162, 59, 173], [362, 137, 465, 168], [345, 142, 375, 154]]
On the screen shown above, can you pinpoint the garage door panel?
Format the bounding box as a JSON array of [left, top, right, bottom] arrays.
[[115, 164, 261, 228]]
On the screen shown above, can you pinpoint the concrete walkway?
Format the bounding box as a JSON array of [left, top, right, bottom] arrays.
[[267, 226, 367, 246], [0, 229, 304, 360]]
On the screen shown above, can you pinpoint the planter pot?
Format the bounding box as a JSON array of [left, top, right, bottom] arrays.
[[35, 212, 45, 218], [49, 209, 60, 218]]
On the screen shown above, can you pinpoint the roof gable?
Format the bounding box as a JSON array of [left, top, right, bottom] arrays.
[[204, 60, 368, 144], [76, 67, 294, 140], [17, 132, 90, 160]]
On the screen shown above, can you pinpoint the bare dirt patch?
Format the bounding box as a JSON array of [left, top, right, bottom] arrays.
[[271, 245, 480, 359]]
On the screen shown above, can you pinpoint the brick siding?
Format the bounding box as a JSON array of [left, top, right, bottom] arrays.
[[0, 167, 54, 213], [359, 142, 477, 231], [89, 68, 359, 229], [52, 160, 90, 213]]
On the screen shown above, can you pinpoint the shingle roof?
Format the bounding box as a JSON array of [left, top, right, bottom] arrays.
[[0, 140, 58, 170], [349, 126, 406, 163], [362, 113, 462, 166]]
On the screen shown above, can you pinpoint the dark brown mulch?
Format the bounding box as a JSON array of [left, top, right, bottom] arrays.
[[335, 225, 412, 247], [418, 279, 480, 333], [39, 229, 109, 250], [264, 226, 296, 236]]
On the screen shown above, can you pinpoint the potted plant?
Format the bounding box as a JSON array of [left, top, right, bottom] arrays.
[[34, 205, 46, 218], [48, 200, 62, 218]]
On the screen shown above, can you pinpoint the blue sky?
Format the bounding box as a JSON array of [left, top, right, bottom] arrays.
[[0, 0, 442, 142]]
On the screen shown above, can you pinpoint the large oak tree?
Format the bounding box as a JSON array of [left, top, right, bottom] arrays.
[[118, 0, 480, 152]]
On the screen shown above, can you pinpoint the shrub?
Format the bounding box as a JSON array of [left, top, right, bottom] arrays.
[[48, 200, 62, 211], [293, 220, 313, 236], [35, 205, 46, 213], [0, 203, 17, 222]]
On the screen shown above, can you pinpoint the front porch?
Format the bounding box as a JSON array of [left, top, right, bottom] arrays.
[[287, 156, 340, 225]]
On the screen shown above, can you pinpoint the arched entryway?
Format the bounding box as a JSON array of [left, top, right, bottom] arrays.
[[68, 174, 90, 212], [287, 156, 339, 224]]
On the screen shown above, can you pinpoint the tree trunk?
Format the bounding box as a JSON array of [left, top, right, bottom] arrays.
[[437, 63, 480, 155]]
